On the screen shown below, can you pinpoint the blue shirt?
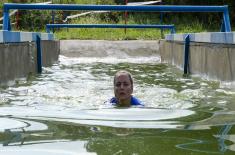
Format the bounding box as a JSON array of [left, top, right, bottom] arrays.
[[109, 96, 144, 106]]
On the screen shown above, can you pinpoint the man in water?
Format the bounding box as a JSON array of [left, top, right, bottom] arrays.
[[108, 70, 144, 107]]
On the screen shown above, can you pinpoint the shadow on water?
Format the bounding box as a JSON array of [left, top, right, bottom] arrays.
[[0, 116, 235, 155], [0, 55, 235, 154]]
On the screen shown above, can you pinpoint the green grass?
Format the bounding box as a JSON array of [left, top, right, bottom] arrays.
[[55, 28, 164, 40], [54, 14, 216, 40], [51, 8, 222, 40]]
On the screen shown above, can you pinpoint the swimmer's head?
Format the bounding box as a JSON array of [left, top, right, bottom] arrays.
[[113, 70, 133, 105], [114, 70, 133, 87]]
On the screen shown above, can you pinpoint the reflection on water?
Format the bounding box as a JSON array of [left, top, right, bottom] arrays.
[[0, 55, 235, 154]]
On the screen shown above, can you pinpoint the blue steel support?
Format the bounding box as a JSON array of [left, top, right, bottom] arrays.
[[3, 8, 10, 31], [36, 35, 42, 74], [160, 13, 164, 38], [46, 26, 50, 33], [3, 4, 228, 12], [46, 24, 176, 33], [171, 27, 176, 34], [184, 35, 190, 75], [3, 4, 231, 32], [222, 6, 231, 32], [160, 1, 164, 38], [51, 10, 55, 33], [8, 18, 11, 31]]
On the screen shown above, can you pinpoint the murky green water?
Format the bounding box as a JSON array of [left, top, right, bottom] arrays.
[[1, 55, 235, 155]]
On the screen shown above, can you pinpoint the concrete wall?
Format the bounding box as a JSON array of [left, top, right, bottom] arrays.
[[41, 40, 60, 67], [0, 40, 60, 86], [165, 32, 235, 44], [60, 40, 160, 57], [160, 40, 235, 81], [0, 42, 37, 84], [3, 33, 234, 86]]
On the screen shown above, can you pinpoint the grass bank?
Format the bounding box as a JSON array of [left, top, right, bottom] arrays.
[[54, 15, 214, 40]]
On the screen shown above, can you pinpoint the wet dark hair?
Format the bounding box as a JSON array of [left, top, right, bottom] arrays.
[[113, 70, 133, 86]]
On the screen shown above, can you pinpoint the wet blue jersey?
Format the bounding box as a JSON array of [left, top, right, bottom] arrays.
[[109, 96, 144, 106]]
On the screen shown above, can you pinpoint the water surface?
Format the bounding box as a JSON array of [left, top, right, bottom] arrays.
[[0, 55, 235, 155]]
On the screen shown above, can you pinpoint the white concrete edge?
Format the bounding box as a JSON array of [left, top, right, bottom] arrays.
[[40, 33, 49, 40], [0, 30, 54, 43], [165, 32, 235, 44], [20, 32, 33, 42]]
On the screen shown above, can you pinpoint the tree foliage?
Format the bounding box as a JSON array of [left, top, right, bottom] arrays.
[[163, 0, 235, 26]]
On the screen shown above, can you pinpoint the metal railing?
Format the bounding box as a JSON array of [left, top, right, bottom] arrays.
[[45, 24, 176, 34], [2, 3, 231, 32]]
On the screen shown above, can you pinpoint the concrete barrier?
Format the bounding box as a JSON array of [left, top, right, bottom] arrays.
[[0, 31, 59, 86], [60, 40, 160, 57], [165, 32, 235, 44], [0, 40, 60, 86], [61, 38, 235, 82], [2, 30, 235, 86], [160, 32, 235, 81], [0, 42, 37, 85], [41, 40, 60, 67]]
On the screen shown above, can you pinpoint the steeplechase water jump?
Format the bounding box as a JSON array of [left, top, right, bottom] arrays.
[[0, 0, 235, 155]]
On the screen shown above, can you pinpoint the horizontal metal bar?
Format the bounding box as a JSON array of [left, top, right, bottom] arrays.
[[46, 24, 176, 33], [4, 3, 227, 12], [46, 24, 175, 28]]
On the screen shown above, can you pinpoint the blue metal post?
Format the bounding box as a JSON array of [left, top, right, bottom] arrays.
[[46, 26, 50, 33], [184, 35, 190, 75], [36, 35, 42, 73], [171, 27, 176, 34], [51, 10, 55, 33], [160, 0, 164, 38], [8, 18, 11, 31], [223, 6, 231, 32], [3, 8, 10, 31]]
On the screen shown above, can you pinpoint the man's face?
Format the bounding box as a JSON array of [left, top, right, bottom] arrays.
[[114, 73, 133, 101]]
